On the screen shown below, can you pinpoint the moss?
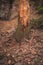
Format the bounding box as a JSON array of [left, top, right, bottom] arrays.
[[37, 6, 43, 14], [14, 23, 24, 43], [14, 23, 31, 43], [30, 16, 43, 29]]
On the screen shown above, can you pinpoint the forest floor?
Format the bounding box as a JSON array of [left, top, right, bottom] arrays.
[[0, 26, 43, 65]]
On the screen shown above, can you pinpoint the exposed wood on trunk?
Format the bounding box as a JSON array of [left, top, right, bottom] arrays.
[[19, 0, 30, 29]]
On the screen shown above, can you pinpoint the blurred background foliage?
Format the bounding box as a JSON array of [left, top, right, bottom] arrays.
[[29, 0, 43, 28]]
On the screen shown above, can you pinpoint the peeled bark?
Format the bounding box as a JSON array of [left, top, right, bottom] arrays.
[[19, 0, 30, 28]]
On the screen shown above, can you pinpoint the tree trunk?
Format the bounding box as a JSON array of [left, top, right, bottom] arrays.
[[19, 0, 30, 29]]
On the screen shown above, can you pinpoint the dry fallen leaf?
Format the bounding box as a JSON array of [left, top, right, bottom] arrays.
[[8, 60, 12, 64]]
